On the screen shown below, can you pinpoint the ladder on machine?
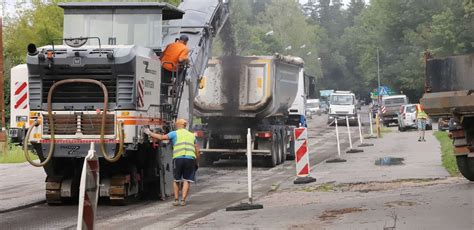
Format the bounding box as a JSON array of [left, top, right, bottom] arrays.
[[160, 65, 188, 121]]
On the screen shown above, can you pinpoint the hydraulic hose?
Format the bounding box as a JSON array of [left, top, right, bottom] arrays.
[[43, 79, 124, 166], [23, 120, 48, 167]]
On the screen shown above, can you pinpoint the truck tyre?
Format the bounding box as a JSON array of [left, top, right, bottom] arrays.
[[398, 125, 405, 132], [275, 132, 283, 165], [279, 129, 287, 163], [199, 153, 214, 167], [266, 134, 278, 167], [287, 131, 296, 160], [456, 155, 474, 181]]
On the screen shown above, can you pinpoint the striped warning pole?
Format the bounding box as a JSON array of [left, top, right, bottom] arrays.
[[77, 143, 99, 230], [293, 127, 316, 184]]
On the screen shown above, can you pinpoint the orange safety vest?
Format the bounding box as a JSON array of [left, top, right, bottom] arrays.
[[161, 41, 189, 72], [416, 104, 428, 119]]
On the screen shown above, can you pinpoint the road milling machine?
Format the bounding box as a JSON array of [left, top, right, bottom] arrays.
[[19, 1, 228, 205]]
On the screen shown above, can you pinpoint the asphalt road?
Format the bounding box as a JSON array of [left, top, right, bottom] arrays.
[[177, 119, 473, 230], [0, 112, 366, 229]]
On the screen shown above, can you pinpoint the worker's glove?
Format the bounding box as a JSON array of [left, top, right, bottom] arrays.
[[143, 128, 152, 135]]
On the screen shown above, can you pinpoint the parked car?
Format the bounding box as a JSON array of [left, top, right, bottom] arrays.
[[437, 118, 451, 131], [306, 99, 321, 119], [398, 104, 432, 131], [319, 101, 329, 114]]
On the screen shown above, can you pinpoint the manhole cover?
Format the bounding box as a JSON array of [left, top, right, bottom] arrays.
[[375, 157, 404, 166]]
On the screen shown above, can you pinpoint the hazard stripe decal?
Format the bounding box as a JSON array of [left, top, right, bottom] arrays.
[[14, 93, 28, 109], [15, 82, 27, 95], [137, 80, 145, 108], [13, 81, 28, 110], [294, 127, 311, 177]]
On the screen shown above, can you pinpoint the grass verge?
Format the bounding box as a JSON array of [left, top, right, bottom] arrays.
[[434, 131, 459, 176], [0, 143, 38, 164]]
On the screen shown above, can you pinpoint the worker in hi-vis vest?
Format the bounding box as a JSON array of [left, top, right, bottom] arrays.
[[145, 119, 200, 206], [416, 103, 428, 142]]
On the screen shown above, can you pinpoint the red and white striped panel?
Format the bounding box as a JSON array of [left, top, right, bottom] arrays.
[[78, 147, 99, 230], [137, 80, 145, 108], [381, 105, 386, 114], [14, 81, 28, 109], [294, 127, 311, 177]]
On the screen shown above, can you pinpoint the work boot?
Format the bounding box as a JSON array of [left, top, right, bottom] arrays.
[[180, 200, 186, 206], [173, 199, 179, 206], [418, 137, 421, 142]]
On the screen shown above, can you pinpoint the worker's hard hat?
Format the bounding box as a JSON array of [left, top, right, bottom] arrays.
[[176, 119, 187, 126]]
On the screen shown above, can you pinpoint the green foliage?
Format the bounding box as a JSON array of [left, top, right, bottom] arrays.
[[213, 0, 323, 80], [3, 0, 474, 119], [343, 0, 473, 100], [434, 131, 459, 176], [0, 142, 37, 164]]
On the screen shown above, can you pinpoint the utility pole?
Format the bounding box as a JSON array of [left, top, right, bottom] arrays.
[[377, 47, 380, 89], [0, 16, 6, 148]]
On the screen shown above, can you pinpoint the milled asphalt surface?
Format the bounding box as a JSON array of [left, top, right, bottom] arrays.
[[5, 110, 469, 230], [0, 112, 363, 229], [0, 163, 45, 213], [179, 126, 474, 230]]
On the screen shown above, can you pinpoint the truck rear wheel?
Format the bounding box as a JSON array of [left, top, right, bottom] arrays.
[[266, 133, 278, 167], [199, 153, 215, 167], [276, 132, 283, 165], [456, 156, 474, 181], [279, 129, 287, 163]]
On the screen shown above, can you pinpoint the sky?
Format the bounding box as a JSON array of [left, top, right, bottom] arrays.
[[299, 0, 358, 8], [1, 0, 367, 17]]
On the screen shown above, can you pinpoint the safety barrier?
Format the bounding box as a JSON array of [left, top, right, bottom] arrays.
[[326, 118, 347, 163], [293, 127, 317, 184], [345, 116, 363, 153], [357, 114, 374, 147], [226, 128, 263, 211], [366, 111, 377, 139], [77, 143, 99, 230]]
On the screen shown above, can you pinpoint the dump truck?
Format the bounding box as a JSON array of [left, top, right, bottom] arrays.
[[421, 53, 474, 181], [20, 1, 229, 205], [194, 55, 304, 167]]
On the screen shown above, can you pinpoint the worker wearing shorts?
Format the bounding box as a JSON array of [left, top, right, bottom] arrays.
[[144, 119, 200, 206], [416, 104, 428, 142]]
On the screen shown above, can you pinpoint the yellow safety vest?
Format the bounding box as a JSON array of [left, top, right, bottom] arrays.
[[416, 104, 428, 119], [173, 129, 196, 159]]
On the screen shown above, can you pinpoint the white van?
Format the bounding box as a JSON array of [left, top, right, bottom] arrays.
[[328, 91, 357, 125], [306, 99, 320, 119]]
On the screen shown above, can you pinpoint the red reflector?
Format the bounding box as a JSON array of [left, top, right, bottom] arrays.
[[194, 131, 204, 137], [257, 132, 272, 138]]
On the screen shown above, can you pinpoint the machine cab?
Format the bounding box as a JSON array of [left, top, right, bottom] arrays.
[[60, 2, 184, 49]]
